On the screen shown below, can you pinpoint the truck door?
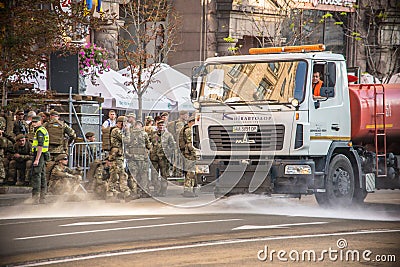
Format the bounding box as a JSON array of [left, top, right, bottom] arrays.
[[309, 61, 344, 155]]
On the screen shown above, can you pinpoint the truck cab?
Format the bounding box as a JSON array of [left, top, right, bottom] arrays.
[[191, 44, 373, 206]]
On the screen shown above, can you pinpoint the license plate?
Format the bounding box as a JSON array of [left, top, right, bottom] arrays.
[[232, 125, 258, 133]]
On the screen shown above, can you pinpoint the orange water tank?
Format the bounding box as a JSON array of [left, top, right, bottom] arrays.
[[349, 84, 400, 149]]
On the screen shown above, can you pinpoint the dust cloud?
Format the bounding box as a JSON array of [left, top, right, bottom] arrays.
[[0, 191, 399, 221]]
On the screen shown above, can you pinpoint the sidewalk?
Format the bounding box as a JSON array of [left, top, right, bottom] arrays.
[[0, 186, 32, 206], [0, 183, 216, 207]]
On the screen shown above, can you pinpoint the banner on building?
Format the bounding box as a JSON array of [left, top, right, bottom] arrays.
[[294, 0, 356, 12]]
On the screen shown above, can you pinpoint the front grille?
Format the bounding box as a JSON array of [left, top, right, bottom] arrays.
[[208, 125, 285, 151]]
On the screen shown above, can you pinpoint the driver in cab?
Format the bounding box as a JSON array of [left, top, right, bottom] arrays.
[[312, 71, 323, 97]]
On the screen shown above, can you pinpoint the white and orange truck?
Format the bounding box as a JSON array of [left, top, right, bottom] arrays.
[[190, 44, 400, 206]]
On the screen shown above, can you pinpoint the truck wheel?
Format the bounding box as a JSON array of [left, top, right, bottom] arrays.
[[353, 187, 367, 204], [315, 154, 355, 207]]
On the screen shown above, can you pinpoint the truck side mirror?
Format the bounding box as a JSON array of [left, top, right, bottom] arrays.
[[190, 79, 198, 100], [319, 87, 334, 98]]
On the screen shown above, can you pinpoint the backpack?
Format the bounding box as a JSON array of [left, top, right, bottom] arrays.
[[45, 120, 64, 145], [179, 124, 189, 152], [85, 159, 103, 191], [101, 126, 116, 151]]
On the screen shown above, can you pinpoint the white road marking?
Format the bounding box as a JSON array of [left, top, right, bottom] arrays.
[[60, 217, 164, 227], [16, 228, 400, 267], [232, 221, 328, 230], [14, 218, 242, 240]]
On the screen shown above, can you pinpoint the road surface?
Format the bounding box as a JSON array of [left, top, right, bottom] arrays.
[[0, 190, 399, 266]]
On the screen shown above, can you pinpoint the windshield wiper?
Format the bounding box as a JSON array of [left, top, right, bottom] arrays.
[[200, 98, 236, 110]]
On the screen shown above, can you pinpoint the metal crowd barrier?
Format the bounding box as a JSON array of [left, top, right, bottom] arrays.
[[69, 141, 103, 181]]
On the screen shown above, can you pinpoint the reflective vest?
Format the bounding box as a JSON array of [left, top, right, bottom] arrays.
[[32, 126, 49, 153], [313, 80, 323, 96]]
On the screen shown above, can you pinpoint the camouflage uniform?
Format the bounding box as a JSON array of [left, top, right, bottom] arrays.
[[181, 124, 197, 196], [107, 127, 131, 198], [43, 118, 76, 160], [149, 128, 175, 196], [167, 119, 186, 177], [126, 128, 152, 196], [0, 134, 14, 184], [48, 164, 82, 195], [93, 162, 109, 199], [0, 116, 6, 132], [13, 119, 29, 137], [9, 138, 32, 185]]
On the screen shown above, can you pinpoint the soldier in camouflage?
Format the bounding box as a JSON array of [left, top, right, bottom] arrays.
[[144, 116, 154, 135], [0, 127, 15, 185], [149, 120, 175, 197], [48, 153, 82, 200], [13, 110, 29, 137], [181, 116, 198, 197], [107, 116, 136, 202], [43, 110, 76, 160], [9, 134, 32, 186], [126, 121, 152, 198], [167, 110, 189, 177], [86, 158, 110, 200]]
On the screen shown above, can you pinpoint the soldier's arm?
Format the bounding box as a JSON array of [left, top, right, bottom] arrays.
[[185, 129, 194, 152], [65, 124, 76, 143], [94, 165, 105, 184], [145, 133, 152, 151]]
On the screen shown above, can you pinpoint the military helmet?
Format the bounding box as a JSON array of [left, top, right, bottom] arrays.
[[50, 110, 60, 116], [126, 112, 136, 118], [55, 153, 69, 162], [117, 116, 126, 123]]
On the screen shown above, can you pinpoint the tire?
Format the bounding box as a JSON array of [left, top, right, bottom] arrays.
[[353, 187, 368, 204], [315, 154, 355, 207]]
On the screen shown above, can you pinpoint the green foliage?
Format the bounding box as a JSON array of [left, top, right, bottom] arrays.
[[223, 36, 237, 43], [0, 0, 102, 94], [377, 11, 387, 19], [322, 13, 333, 19]]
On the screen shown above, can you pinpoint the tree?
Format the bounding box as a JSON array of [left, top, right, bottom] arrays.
[[224, 0, 323, 54], [326, 0, 400, 82], [0, 0, 103, 108], [111, 0, 180, 121]]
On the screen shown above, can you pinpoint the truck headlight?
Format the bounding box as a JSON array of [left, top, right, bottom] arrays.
[[196, 165, 210, 174], [285, 165, 312, 175]]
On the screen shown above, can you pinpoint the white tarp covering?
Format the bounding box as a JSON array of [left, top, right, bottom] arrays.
[[85, 69, 175, 111], [118, 63, 194, 111], [388, 73, 400, 84]]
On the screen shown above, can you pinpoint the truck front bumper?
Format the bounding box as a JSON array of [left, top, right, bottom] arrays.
[[199, 158, 320, 195]]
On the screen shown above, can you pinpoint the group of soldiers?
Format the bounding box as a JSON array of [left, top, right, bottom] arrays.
[[0, 109, 81, 204], [92, 110, 197, 202], [0, 108, 198, 204]]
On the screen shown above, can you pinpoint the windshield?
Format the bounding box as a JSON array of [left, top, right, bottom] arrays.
[[199, 60, 307, 104]]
